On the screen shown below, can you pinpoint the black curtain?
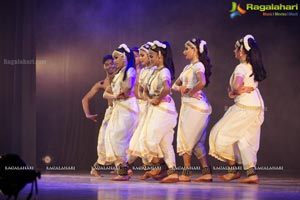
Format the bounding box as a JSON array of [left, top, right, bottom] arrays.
[[0, 0, 36, 166]]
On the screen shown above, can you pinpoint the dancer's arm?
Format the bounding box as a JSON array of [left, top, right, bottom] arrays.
[[229, 76, 254, 97], [82, 81, 105, 122], [151, 80, 170, 106], [188, 71, 206, 97]]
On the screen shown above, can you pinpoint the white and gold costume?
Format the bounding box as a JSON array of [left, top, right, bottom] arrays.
[[209, 63, 264, 170], [97, 106, 113, 165], [140, 67, 178, 168], [175, 62, 212, 159], [103, 67, 139, 166], [127, 66, 156, 158]]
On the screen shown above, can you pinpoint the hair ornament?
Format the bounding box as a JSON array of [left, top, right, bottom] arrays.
[[118, 44, 130, 53], [243, 34, 255, 51], [139, 42, 153, 53], [185, 40, 197, 49], [153, 40, 166, 49], [199, 40, 207, 54]]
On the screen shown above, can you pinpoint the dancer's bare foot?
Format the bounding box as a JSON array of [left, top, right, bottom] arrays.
[[240, 175, 259, 184], [140, 169, 161, 180], [194, 173, 212, 182], [111, 175, 130, 181], [179, 175, 191, 182], [127, 169, 133, 176], [218, 172, 241, 182], [90, 169, 102, 177], [160, 173, 179, 183], [152, 170, 168, 180]]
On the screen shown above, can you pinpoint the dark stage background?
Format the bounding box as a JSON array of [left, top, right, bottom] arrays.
[[1, 0, 299, 172]]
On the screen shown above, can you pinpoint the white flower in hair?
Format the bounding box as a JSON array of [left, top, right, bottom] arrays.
[[139, 42, 153, 53], [146, 42, 154, 47], [143, 42, 153, 49], [243, 34, 255, 51], [118, 44, 130, 53], [199, 40, 207, 53], [153, 40, 166, 49]]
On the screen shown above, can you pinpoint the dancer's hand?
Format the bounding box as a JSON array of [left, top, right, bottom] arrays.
[[151, 98, 161, 106], [114, 88, 126, 99], [180, 86, 190, 95], [239, 86, 255, 94], [190, 92, 202, 100], [228, 87, 237, 98], [86, 114, 98, 122], [115, 93, 126, 99], [228, 86, 254, 98], [228, 91, 237, 98]]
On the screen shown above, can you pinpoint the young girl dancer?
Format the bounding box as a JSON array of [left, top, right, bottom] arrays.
[[209, 35, 266, 184], [103, 44, 139, 181], [172, 38, 213, 182], [140, 40, 179, 183]]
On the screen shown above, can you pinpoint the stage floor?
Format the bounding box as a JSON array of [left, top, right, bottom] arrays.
[[4, 171, 300, 200]]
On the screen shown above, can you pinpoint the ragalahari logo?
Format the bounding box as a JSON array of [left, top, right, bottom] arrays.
[[230, 2, 247, 18]]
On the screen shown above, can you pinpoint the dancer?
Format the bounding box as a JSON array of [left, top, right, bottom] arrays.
[[140, 40, 179, 183], [172, 38, 213, 182], [127, 42, 156, 168], [132, 46, 142, 75], [103, 44, 139, 181], [133, 46, 143, 99], [82, 55, 116, 177], [209, 34, 266, 184]]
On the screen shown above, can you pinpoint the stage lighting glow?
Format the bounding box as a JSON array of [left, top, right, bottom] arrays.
[[42, 155, 52, 164]]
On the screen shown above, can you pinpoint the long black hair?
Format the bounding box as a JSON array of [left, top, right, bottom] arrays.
[[187, 38, 212, 87], [240, 35, 267, 82], [114, 44, 136, 81], [150, 40, 175, 80]]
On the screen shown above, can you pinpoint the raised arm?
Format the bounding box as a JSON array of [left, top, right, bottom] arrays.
[[82, 81, 104, 122]]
